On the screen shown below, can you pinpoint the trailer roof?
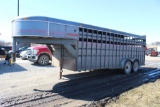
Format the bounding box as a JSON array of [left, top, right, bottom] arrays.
[[13, 16, 146, 39]]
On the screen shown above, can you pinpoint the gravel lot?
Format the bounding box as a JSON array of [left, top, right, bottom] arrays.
[[0, 56, 160, 107], [0, 58, 95, 98]]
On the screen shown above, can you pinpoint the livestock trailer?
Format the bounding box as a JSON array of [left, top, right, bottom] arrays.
[[12, 16, 146, 76]]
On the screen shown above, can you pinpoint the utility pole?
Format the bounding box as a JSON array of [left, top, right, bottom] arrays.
[[18, 0, 19, 16], [13, 0, 19, 62]]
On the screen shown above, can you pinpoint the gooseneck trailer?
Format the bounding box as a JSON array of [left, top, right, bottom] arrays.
[[12, 16, 146, 78]]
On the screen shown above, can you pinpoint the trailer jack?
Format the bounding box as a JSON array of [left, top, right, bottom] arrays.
[[59, 69, 63, 79]]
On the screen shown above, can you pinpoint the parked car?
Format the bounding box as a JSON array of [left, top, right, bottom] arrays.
[[20, 50, 28, 60], [27, 46, 52, 65], [9, 46, 30, 57], [0, 47, 5, 55], [0, 46, 12, 52], [8, 50, 13, 54], [20, 47, 32, 60], [16, 46, 30, 57]]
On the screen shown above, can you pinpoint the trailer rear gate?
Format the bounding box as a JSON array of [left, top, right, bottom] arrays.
[[12, 16, 146, 74]]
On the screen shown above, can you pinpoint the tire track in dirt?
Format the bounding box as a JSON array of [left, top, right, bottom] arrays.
[[1, 68, 160, 107]]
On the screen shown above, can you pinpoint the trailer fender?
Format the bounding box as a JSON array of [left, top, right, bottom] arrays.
[[133, 59, 139, 63]]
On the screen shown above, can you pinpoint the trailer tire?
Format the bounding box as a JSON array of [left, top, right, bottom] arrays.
[[132, 60, 139, 73], [123, 60, 132, 74], [38, 54, 49, 66]]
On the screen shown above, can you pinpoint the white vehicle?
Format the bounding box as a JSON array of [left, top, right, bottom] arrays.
[[20, 50, 29, 60]]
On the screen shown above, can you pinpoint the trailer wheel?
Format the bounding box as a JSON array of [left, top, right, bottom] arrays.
[[38, 55, 49, 66], [123, 61, 132, 74], [132, 60, 139, 72]]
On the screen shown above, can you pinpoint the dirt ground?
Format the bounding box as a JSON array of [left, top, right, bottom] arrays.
[[0, 56, 160, 107], [104, 56, 160, 107]]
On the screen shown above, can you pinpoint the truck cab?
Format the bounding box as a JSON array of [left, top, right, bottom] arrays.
[[27, 46, 52, 65]]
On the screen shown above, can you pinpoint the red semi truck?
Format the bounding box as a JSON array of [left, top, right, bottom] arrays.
[[27, 46, 52, 65]]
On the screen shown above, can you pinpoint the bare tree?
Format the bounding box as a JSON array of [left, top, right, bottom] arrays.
[[0, 40, 12, 46], [151, 41, 160, 46]]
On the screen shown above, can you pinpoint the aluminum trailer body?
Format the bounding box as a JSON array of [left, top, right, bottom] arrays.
[[12, 16, 146, 74]]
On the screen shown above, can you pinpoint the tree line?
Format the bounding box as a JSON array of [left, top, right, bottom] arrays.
[[150, 41, 160, 46], [0, 40, 12, 46]]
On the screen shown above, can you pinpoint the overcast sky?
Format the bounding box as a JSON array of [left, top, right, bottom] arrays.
[[0, 0, 160, 44]]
